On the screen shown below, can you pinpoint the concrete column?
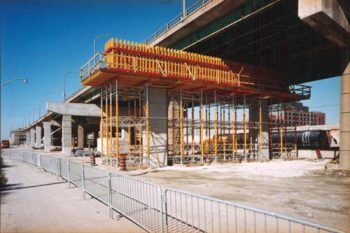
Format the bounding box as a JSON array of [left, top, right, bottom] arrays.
[[340, 62, 350, 170], [249, 100, 270, 159], [143, 87, 167, 167], [30, 128, 35, 148], [62, 115, 72, 155], [35, 125, 42, 148], [26, 131, 30, 146], [77, 124, 84, 149], [43, 122, 51, 152], [168, 99, 180, 158]]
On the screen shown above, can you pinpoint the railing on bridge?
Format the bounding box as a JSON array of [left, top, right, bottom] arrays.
[[144, 0, 213, 45], [4, 150, 342, 233]]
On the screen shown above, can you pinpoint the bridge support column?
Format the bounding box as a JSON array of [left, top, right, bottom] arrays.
[[77, 124, 84, 149], [30, 128, 35, 148], [143, 87, 167, 167], [168, 98, 180, 162], [249, 100, 270, 160], [43, 122, 51, 152], [35, 125, 42, 148], [62, 115, 72, 155], [340, 62, 350, 170], [26, 131, 30, 147]]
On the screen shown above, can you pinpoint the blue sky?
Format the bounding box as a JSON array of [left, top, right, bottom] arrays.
[[0, 0, 340, 138]]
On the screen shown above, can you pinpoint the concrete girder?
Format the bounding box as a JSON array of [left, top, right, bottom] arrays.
[[299, 0, 350, 48]]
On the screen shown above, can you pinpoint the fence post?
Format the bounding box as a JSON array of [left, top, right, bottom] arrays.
[[164, 190, 168, 233], [50, 156, 53, 174], [161, 189, 165, 233], [67, 160, 71, 188], [82, 164, 86, 199], [57, 158, 61, 179], [108, 172, 113, 219]]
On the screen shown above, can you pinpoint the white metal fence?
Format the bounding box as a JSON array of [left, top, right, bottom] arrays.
[[2, 150, 343, 233]]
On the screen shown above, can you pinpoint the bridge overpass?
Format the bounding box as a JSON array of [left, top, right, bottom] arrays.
[[12, 0, 350, 170]]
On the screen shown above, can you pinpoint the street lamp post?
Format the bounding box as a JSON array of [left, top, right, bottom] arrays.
[[1, 78, 28, 88], [63, 72, 79, 100], [93, 34, 110, 56]]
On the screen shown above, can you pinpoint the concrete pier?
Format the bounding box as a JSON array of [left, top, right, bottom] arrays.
[[62, 115, 72, 155], [340, 62, 350, 170], [30, 128, 35, 148], [43, 122, 51, 152], [249, 100, 270, 159], [35, 126, 42, 148], [77, 124, 84, 149], [143, 87, 167, 167], [26, 131, 30, 146]]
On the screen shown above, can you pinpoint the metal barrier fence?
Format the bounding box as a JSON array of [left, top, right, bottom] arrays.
[[164, 188, 341, 233], [2, 149, 343, 233], [111, 174, 164, 233]]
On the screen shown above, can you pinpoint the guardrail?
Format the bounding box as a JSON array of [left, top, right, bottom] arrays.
[[3, 150, 343, 233], [144, 0, 213, 45]]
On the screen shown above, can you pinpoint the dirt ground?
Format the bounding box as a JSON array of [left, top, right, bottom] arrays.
[[11, 148, 350, 232], [135, 160, 350, 232]]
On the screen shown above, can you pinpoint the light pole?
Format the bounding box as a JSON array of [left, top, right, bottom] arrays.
[[1, 78, 28, 88], [63, 71, 79, 100], [94, 33, 110, 56]]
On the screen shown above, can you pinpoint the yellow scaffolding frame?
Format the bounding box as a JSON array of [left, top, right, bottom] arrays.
[[109, 83, 113, 157], [259, 100, 263, 154], [105, 86, 109, 160], [100, 88, 104, 160], [180, 90, 184, 164], [214, 92, 218, 160], [232, 96, 236, 160], [200, 90, 204, 163], [115, 80, 119, 160], [243, 95, 247, 160], [145, 85, 150, 165]]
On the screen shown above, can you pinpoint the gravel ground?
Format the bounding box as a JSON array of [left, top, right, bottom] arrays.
[[138, 160, 350, 232]]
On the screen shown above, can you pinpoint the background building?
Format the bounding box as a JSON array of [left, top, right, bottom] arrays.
[[270, 102, 326, 126]]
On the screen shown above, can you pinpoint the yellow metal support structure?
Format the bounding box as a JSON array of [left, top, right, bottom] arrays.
[[92, 38, 287, 92], [223, 105, 226, 161], [232, 96, 236, 160], [134, 99, 137, 156], [279, 103, 283, 157], [100, 88, 104, 160], [180, 90, 184, 165], [259, 100, 263, 154], [243, 95, 247, 160], [139, 94, 142, 165], [109, 83, 113, 157], [200, 90, 204, 163], [171, 97, 175, 156], [280, 126, 283, 157], [214, 92, 218, 160], [105, 86, 109, 159], [115, 80, 119, 160], [191, 96, 195, 161], [128, 100, 131, 156], [250, 135, 253, 157], [145, 85, 150, 165]]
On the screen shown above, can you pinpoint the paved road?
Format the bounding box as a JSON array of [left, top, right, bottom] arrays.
[[0, 155, 145, 233]]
